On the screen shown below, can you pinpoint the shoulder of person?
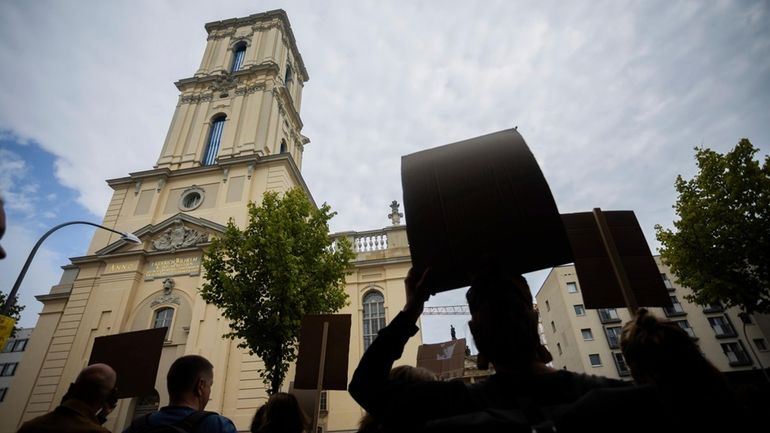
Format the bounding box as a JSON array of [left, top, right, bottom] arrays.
[[197, 411, 237, 433]]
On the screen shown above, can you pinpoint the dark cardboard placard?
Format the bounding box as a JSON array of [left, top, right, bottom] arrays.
[[561, 211, 672, 309], [401, 128, 572, 293], [88, 327, 166, 399], [416, 338, 466, 380], [293, 314, 351, 390]]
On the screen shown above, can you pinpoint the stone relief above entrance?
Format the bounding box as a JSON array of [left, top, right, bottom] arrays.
[[151, 277, 181, 307], [151, 220, 209, 251]]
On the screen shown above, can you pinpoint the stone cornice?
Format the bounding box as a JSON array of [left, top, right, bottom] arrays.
[[350, 256, 413, 267], [204, 9, 309, 81], [175, 63, 280, 91], [36, 293, 71, 302]]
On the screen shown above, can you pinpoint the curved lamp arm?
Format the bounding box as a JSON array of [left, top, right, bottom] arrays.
[[1, 221, 141, 316]]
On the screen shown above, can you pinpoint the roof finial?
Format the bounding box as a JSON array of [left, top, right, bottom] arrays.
[[387, 200, 403, 226]]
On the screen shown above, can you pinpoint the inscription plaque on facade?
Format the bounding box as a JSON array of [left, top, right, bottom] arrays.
[[144, 256, 201, 280]]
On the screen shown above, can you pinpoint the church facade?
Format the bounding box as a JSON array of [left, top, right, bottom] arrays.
[[0, 10, 420, 432]]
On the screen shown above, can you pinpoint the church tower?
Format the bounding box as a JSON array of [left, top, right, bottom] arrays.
[[0, 11, 422, 433], [0, 10, 317, 431]]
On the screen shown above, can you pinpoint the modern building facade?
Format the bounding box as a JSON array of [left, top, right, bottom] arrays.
[[536, 257, 770, 379], [0, 328, 32, 405], [0, 11, 421, 433]]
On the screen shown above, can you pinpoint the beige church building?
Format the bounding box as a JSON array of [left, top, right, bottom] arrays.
[[0, 10, 420, 433]]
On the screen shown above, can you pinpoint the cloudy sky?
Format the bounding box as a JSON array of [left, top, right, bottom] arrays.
[[1, 0, 768, 348]]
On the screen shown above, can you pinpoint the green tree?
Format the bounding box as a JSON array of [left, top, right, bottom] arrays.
[[0, 292, 25, 337], [655, 139, 770, 314], [200, 188, 354, 394]]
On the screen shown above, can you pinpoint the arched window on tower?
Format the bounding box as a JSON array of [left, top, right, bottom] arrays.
[[153, 307, 174, 340], [362, 291, 386, 350], [280, 139, 287, 154], [285, 63, 293, 84], [231, 44, 246, 72], [202, 115, 226, 166]]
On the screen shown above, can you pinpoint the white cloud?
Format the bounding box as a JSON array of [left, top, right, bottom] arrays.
[[0, 0, 768, 333]]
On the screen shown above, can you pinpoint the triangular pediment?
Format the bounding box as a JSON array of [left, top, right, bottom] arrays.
[[95, 214, 227, 256]]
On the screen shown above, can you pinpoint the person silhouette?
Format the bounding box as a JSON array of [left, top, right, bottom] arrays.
[[349, 265, 627, 432]]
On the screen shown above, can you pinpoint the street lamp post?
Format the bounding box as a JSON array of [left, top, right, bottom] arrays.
[[1, 221, 141, 316]]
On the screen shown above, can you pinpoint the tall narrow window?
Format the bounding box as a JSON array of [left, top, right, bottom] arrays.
[[605, 326, 622, 349], [280, 139, 287, 154], [153, 308, 174, 340], [362, 291, 385, 350], [231, 44, 246, 72], [203, 116, 226, 166], [285, 63, 293, 84]]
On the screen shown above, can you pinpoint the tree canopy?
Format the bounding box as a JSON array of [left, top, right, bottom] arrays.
[[0, 292, 25, 338], [200, 188, 354, 393], [655, 139, 770, 314]]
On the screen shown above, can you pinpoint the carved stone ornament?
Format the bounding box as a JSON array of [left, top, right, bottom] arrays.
[[209, 75, 238, 94], [152, 221, 209, 251], [234, 83, 266, 96], [180, 93, 214, 104], [151, 279, 180, 307], [207, 28, 236, 41]]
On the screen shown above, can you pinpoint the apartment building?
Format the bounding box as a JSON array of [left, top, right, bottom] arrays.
[[0, 328, 32, 404], [536, 257, 770, 379]]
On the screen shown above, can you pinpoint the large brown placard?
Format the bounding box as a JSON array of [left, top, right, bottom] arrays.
[[88, 327, 166, 398], [293, 314, 351, 390], [401, 128, 572, 293], [561, 211, 671, 309]]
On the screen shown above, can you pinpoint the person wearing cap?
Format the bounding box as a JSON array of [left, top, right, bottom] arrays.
[[349, 265, 627, 432]]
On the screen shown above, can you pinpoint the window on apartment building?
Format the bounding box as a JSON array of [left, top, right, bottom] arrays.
[[598, 308, 620, 323], [721, 342, 752, 367], [362, 291, 386, 350], [11, 339, 28, 352], [551, 321, 556, 333], [581, 328, 594, 341], [660, 273, 673, 289], [231, 43, 246, 72], [708, 316, 737, 338], [545, 300, 550, 312], [574, 304, 585, 316], [0, 362, 18, 377], [674, 320, 696, 338], [3, 338, 27, 352], [589, 354, 602, 367], [202, 115, 226, 166], [556, 342, 562, 356], [754, 338, 768, 351], [612, 352, 631, 377], [280, 139, 288, 154], [153, 307, 174, 340], [0, 387, 7, 402], [605, 326, 622, 349], [663, 296, 686, 317], [566, 282, 578, 293]]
